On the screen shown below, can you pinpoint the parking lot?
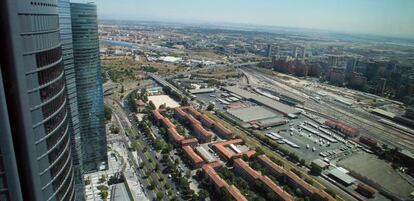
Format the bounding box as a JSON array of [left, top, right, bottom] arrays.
[[194, 88, 358, 163]]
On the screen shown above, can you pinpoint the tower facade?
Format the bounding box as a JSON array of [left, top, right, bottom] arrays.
[[70, 2, 108, 172], [58, 0, 85, 200], [0, 0, 75, 200]]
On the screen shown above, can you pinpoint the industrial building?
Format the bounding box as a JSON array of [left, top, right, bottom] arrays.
[[324, 119, 359, 137], [223, 86, 300, 117], [327, 168, 356, 186], [227, 106, 279, 122]]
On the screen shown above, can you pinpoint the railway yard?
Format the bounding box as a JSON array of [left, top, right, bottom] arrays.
[[181, 66, 414, 201]]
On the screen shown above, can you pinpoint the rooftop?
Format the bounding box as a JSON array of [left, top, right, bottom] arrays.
[[223, 86, 299, 116], [328, 168, 356, 185], [167, 127, 184, 142], [182, 146, 204, 165], [227, 106, 279, 122]]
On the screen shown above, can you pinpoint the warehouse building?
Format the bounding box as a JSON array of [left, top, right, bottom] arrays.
[[223, 86, 300, 117], [327, 168, 356, 186]]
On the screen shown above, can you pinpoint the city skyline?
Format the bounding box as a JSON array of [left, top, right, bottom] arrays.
[[74, 0, 414, 38]]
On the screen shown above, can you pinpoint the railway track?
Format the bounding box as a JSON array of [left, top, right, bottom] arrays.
[[243, 68, 414, 151]]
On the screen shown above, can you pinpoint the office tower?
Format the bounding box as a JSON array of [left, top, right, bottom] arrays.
[[71, 2, 108, 172], [293, 47, 299, 58], [300, 46, 306, 59], [0, 0, 75, 200], [274, 46, 280, 56], [266, 44, 272, 57], [58, 0, 85, 200]]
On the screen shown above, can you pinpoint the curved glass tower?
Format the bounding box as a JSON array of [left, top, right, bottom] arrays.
[[0, 0, 74, 200], [70, 2, 108, 172]]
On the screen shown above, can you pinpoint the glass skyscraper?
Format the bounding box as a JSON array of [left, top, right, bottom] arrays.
[[58, 0, 85, 200], [0, 0, 75, 200], [70, 2, 108, 172]]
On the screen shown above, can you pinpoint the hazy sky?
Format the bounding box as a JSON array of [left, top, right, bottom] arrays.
[[74, 0, 414, 38]]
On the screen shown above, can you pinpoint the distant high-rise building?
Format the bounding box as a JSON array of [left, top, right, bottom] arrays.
[[266, 44, 272, 57], [328, 55, 339, 66], [293, 47, 299, 58], [274, 46, 280, 56], [70, 2, 108, 172], [346, 58, 357, 72], [300, 46, 306, 59], [58, 0, 85, 200], [0, 0, 75, 200], [377, 78, 387, 96]]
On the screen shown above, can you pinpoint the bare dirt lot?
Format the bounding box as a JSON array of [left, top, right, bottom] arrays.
[[338, 152, 414, 198]]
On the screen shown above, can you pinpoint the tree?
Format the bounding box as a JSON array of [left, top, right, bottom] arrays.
[[148, 101, 156, 110], [310, 163, 323, 175], [198, 189, 209, 200], [104, 106, 112, 122], [120, 85, 124, 93], [180, 97, 189, 106], [157, 191, 164, 200], [207, 103, 215, 111]]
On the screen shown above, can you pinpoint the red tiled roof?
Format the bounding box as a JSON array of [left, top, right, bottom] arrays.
[[260, 176, 293, 201], [257, 155, 335, 201], [194, 123, 213, 139], [202, 164, 229, 188], [258, 155, 286, 175], [200, 114, 215, 127], [187, 115, 201, 126], [180, 138, 198, 146], [209, 161, 224, 169], [227, 185, 248, 201], [214, 144, 234, 159], [214, 139, 243, 147], [174, 107, 187, 118], [186, 106, 201, 118], [152, 110, 163, 120], [236, 150, 256, 159], [213, 139, 255, 160], [167, 127, 184, 142], [202, 164, 248, 201], [161, 117, 175, 129], [214, 122, 233, 137], [183, 146, 204, 165], [233, 158, 293, 201], [234, 158, 261, 180]]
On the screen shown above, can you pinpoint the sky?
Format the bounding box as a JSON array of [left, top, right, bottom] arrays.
[[74, 0, 414, 38]]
